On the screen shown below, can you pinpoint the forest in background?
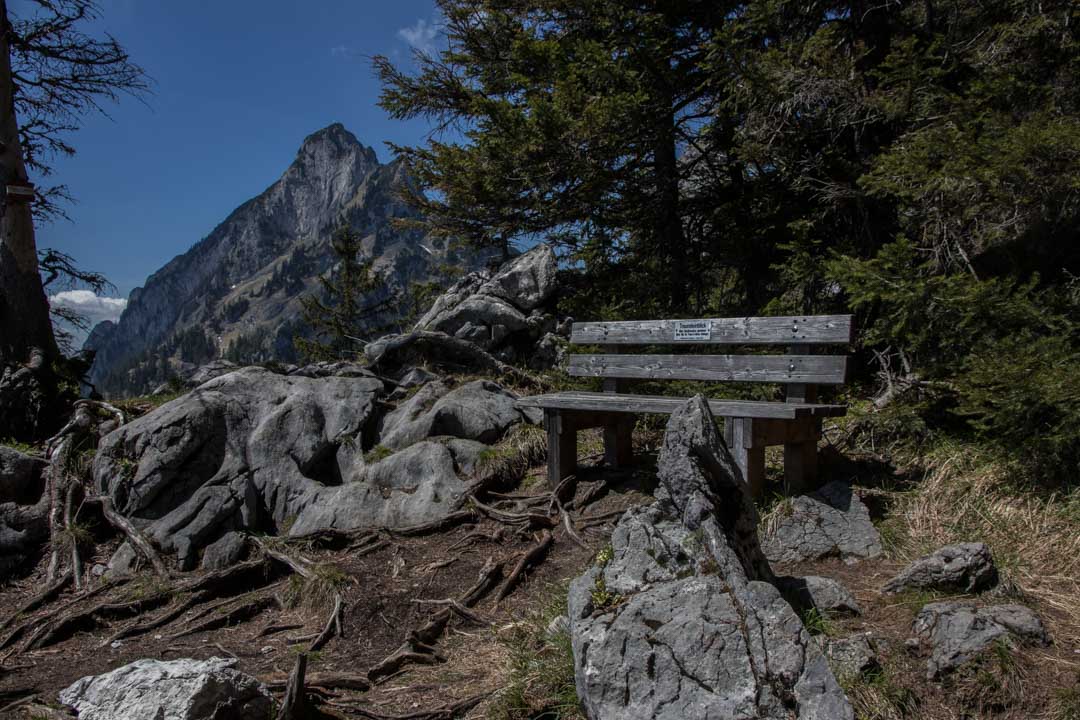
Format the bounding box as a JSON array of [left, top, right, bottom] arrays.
[[376, 0, 1080, 485]]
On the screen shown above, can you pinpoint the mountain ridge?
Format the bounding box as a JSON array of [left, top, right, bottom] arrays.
[[87, 123, 483, 396]]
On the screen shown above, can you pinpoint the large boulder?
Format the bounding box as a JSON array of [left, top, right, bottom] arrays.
[[289, 439, 477, 534], [59, 656, 271, 720], [478, 243, 558, 310], [93, 367, 386, 569], [0, 445, 45, 504], [907, 601, 1048, 678], [883, 542, 997, 594], [0, 446, 48, 578], [379, 379, 539, 450], [568, 396, 852, 720], [364, 331, 509, 379], [761, 481, 883, 564], [409, 245, 562, 367]]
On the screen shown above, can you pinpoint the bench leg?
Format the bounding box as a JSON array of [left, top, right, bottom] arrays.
[[784, 419, 820, 495], [724, 417, 765, 498], [603, 417, 635, 468], [545, 409, 577, 488]]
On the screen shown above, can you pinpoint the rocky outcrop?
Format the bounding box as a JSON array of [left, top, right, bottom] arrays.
[[412, 244, 563, 366], [59, 657, 271, 720], [907, 602, 1049, 678], [93, 366, 383, 569], [88, 123, 493, 397], [568, 396, 852, 720], [761, 481, 883, 564], [0, 446, 48, 578], [379, 379, 539, 450], [883, 542, 997, 594], [92, 365, 534, 569]]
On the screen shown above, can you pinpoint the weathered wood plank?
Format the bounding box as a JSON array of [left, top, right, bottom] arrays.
[[567, 353, 848, 385], [725, 418, 765, 496], [571, 315, 854, 346], [603, 417, 634, 468], [516, 392, 847, 419], [545, 409, 576, 488]]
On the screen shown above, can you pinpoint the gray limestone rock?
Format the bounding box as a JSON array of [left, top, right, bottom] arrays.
[[0, 446, 48, 579], [0, 445, 45, 504], [761, 482, 883, 564], [529, 332, 564, 371], [422, 294, 529, 348], [59, 656, 271, 720], [94, 367, 386, 569], [779, 575, 862, 616], [823, 635, 878, 679], [364, 331, 509, 378], [289, 440, 468, 534], [379, 379, 533, 450], [479, 244, 558, 311], [200, 532, 248, 570], [568, 396, 852, 720], [883, 542, 997, 594], [907, 601, 1049, 678]]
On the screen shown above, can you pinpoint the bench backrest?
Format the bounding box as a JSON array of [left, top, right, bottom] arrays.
[[568, 315, 854, 397]]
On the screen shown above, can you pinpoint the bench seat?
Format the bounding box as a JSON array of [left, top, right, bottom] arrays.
[[516, 391, 847, 420]]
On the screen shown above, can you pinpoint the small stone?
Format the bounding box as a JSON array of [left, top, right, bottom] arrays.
[[761, 482, 883, 564], [779, 575, 862, 616], [823, 635, 878, 679], [908, 601, 1049, 678], [883, 542, 997, 594]]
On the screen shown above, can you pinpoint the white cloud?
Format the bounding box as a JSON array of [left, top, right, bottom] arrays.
[[49, 290, 127, 349], [330, 44, 359, 59], [398, 17, 441, 56]]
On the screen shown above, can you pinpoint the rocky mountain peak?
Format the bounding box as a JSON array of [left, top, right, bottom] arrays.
[[86, 124, 491, 396]]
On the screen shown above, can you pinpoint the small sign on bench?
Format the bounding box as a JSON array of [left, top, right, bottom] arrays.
[[674, 319, 712, 341]]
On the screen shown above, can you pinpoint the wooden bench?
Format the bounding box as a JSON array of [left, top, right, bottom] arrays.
[[514, 315, 854, 496]]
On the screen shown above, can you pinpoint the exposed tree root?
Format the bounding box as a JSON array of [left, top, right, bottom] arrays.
[[467, 495, 553, 530], [87, 495, 170, 579], [276, 652, 309, 720], [258, 622, 305, 638], [554, 499, 589, 550], [330, 692, 489, 720], [25, 593, 174, 650], [0, 580, 120, 651], [388, 510, 478, 537], [366, 557, 502, 684], [497, 530, 554, 602], [308, 593, 344, 653], [166, 594, 279, 641], [409, 599, 486, 625], [570, 480, 608, 510], [0, 572, 70, 635], [263, 671, 372, 693]]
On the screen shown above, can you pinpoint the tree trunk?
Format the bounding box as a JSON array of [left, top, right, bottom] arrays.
[[655, 91, 688, 314], [0, 0, 57, 369]]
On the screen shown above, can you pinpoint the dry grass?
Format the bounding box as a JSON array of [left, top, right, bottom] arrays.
[[877, 445, 1080, 669], [476, 424, 548, 487], [282, 562, 349, 612]]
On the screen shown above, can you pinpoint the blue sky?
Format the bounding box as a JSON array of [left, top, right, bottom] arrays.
[[21, 0, 442, 330]]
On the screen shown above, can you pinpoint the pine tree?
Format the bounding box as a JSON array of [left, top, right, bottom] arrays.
[[295, 225, 396, 362]]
